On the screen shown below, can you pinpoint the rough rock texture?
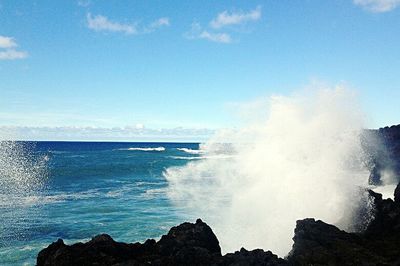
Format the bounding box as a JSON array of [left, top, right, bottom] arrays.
[[220, 248, 287, 266], [37, 219, 285, 266], [287, 183, 400, 266], [395, 184, 400, 204], [288, 218, 384, 266], [37, 184, 400, 266]]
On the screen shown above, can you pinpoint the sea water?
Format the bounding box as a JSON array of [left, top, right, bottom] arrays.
[[0, 141, 200, 265]]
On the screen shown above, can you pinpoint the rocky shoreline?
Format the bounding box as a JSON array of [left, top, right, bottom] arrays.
[[36, 183, 400, 265], [37, 125, 400, 265]]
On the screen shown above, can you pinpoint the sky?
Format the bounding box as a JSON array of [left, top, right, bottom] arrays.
[[0, 0, 399, 141]]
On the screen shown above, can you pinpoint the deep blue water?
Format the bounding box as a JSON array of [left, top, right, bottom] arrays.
[[0, 142, 200, 265]]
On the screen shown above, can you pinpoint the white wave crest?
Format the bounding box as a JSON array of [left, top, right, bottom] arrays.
[[119, 147, 166, 152], [170, 155, 234, 160], [170, 156, 203, 160], [177, 148, 204, 154]]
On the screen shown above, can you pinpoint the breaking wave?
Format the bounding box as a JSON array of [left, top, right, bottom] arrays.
[[177, 148, 204, 154], [118, 147, 166, 152], [165, 86, 372, 256]]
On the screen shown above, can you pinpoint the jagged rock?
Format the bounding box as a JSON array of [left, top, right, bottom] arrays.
[[363, 124, 400, 185], [287, 218, 385, 266], [157, 218, 221, 256], [220, 248, 287, 266], [38, 186, 400, 266], [394, 183, 400, 204], [365, 189, 397, 235], [287, 187, 400, 266], [37, 234, 146, 266], [37, 219, 283, 266]]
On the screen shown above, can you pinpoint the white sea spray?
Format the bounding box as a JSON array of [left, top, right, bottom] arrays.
[[165, 86, 372, 256]]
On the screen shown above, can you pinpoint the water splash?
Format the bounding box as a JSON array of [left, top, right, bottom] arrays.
[[0, 141, 48, 244], [165, 86, 371, 256], [0, 141, 47, 198]]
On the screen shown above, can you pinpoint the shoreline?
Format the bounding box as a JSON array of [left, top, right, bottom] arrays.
[[37, 183, 400, 265]]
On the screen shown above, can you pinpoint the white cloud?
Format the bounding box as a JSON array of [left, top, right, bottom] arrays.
[[77, 0, 90, 7], [0, 49, 28, 60], [86, 14, 170, 35], [143, 17, 170, 33], [0, 126, 214, 142], [87, 13, 137, 34], [210, 6, 262, 29], [353, 0, 400, 12], [0, 36, 28, 60], [185, 23, 232, 44], [150, 17, 170, 28], [186, 6, 261, 44], [134, 123, 145, 129], [199, 31, 232, 43], [0, 36, 17, 48]]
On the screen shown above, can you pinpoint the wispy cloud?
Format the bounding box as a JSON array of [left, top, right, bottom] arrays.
[[87, 13, 137, 34], [198, 31, 232, 43], [210, 6, 262, 29], [0, 49, 28, 60], [185, 22, 232, 43], [0, 35, 28, 60], [149, 17, 170, 28], [0, 126, 214, 142], [143, 17, 170, 33], [0, 36, 17, 48], [86, 14, 170, 35], [77, 0, 90, 7], [186, 6, 261, 44], [353, 0, 400, 12]]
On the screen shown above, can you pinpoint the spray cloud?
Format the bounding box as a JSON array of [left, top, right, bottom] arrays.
[[165, 86, 371, 256]]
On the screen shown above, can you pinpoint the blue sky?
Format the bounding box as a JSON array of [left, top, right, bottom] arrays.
[[0, 0, 399, 140]]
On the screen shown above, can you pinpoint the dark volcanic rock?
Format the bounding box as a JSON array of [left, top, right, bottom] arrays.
[[157, 218, 221, 256], [38, 187, 400, 266], [395, 183, 400, 204], [37, 234, 150, 266], [37, 219, 284, 266], [288, 219, 385, 266], [220, 248, 287, 266], [363, 124, 400, 185], [287, 186, 400, 266]]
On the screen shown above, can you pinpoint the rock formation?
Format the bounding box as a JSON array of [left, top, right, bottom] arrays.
[[37, 219, 286, 266], [363, 124, 400, 185], [287, 185, 400, 265], [37, 183, 400, 265]]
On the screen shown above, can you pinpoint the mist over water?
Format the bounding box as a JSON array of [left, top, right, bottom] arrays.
[[0, 141, 47, 197], [0, 141, 48, 244], [165, 87, 372, 256]]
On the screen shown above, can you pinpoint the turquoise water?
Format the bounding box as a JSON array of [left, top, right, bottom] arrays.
[[0, 142, 199, 265]]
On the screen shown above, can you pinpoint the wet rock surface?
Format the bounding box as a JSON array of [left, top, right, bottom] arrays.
[[36, 219, 286, 266], [286, 184, 400, 265], [363, 124, 400, 185]]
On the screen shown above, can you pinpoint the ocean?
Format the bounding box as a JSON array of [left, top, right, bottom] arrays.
[[0, 141, 201, 265]]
